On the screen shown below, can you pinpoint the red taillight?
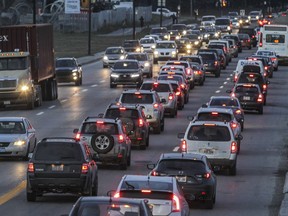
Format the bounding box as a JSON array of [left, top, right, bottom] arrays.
[[28, 163, 34, 173], [194, 70, 202, 75], [172, 194, 180, 212], [118, 134, 124, 143], [153, 103, 159, 108], [263, 84, 267, 90], [141, 190, 151, 193], [271, 57, 276, 61], [259, 32, 263, 47], [181, 140, 187, 152], [259, 42, 263, 47], [248, 39, 250, 42], [175, 91, 181, 96], [252, 35, 255, 38], [211, 112, 218, 116], [257, 94, 263, 102], [119, 107, 126, 111], [114, 192, 120, 198], [96, 121, 104, 124], [81, 163, 89, 174], [249, 74, 254, 78], [168, 93, 174, 100], [231, 122, 237, 128], [264, 66, 268, 70], [151, 170, 158, 176], [180, 84, 185, 89], [231, 92, 236, 97], [231, 141, 237, 154], [75, 132, 81, 141], [203, 172, 211, 179], [138, 118, 144, 127], [186, 68, 192, 75]]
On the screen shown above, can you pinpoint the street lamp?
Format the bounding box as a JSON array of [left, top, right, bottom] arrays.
[[133, 0, 136, 39], [88, 0, 92, 55]]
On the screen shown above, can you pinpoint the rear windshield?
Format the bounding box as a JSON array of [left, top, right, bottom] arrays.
[[157, 159, 205, 173], [140, 38, 155, 44], [186, 34, 198, 40], [215, 19, 230, 25], [266, 34, 285, 43], [197, 112, 232, 122], [121, 93, 154, 104], [238, 34, 249, 39], [187, 125, 231, 141], [141, 83, 171, 92], [126, 54, 147, 61], [223, 35, 239, 42], [158, 75, 183, 83], [81, 122, 118, 134], [210, 98, 239, 107], [238, 73, 264, 85], [121, 181, 173, 191], [242, 65, 261, 73], [166, 62, 188, 68], [73, 202, 140, 216], [198, 53, 215, 60], [235, 86, 258, 93], [105, 109, 139, 119], [239, 29, 254, 35], [114, 61, 138, 69], [256, 51, 273, 56], [180, 57, 200, 64], [35, 143, 83, 161]]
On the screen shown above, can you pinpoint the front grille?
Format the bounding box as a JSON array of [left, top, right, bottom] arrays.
[[0, 79, 17, 88], [0, 142, 10, 147]]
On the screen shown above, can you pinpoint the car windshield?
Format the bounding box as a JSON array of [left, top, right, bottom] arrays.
[[81, 122, 118, 134], [123, 41, 138, 47], [114, 62, 138, 69], [74, 202, 140, 216], [150, 28, 167, 34], [187, 125, 231, 141], [121, 93, 154, 104], [56, 59, 76, 67], [175, 39, 189, 44], [126, 54, 147, 61], [106, 48, 123, 54], [0, 57, 28, 70], [140, 38, 155, 44], [0, 121, 25, 134], [202, 17, 215, 21], [34, 143, 83, 161], [215, 19, 230, 25], [171, 25, 186, 31], [197, 112, 232, 122], [235, 86, 259, 93], [157, 159, 206, 172], [156, 43, 176, 49], [210, 98, 239, 107], [238, 34, 249, 39], [180, 57, 200, 64], [105, 109, 139, 119], [141, 83, 171, 92]]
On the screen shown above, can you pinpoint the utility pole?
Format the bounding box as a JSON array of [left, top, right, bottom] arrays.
[[133, 0, 136, 39], [33, 0, 36, 24], [88, 0, 92, 55], [160, 0, 163, 27]]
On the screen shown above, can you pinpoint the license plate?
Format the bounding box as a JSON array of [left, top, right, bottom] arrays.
[[243, 96, 250, 101], [199, 148, 214, 154], [176, 176, 186, 182], [52, 164, 64, 171], [0, 148, 5, 152], [4, 101, 10, 105], [123, 75, 127, 77]]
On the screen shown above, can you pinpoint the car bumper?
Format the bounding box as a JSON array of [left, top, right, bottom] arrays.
[[240, 101, 263, 110], [0, 91, 32, 106], [0, 145, 27, 157], [208, 158, 237, 168], [110, 77, 142, 85], [180, 183, 215, 201]]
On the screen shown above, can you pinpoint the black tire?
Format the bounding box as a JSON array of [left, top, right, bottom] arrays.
[[35, 87, 42, 107], [154, 122, 161, 134], [269, 72, 273, 78], [27, 95, 35, 110], [26, 190, 37, 202], [184, 94, 189, 104], [258, 106, 263, 114], [205, 200, 214, 209], [146, 133, 150, 147], [83, 183, 92, 196], [90, 133, 114, 154], [160, 117, 165, 132], [127, 150, 131, 166], [22, 143, 30, 161], [275, 66, 278, 71], [248, 46, 252, 50], [237, 140, 241, 154], [92, 176, 98, 196], [103, 65, 107, 68], [110, 83, 116, 88], [120, 153, 128, 170], [140, 144, 147, 150], [241, 122, 244, 132], [228, 163, 237, 176], [200, 79, 204, 86], [215, 70, 220, 78]]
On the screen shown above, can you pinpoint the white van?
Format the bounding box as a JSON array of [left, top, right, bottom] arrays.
[[233, 59, 265, 82], [178, 121, 242, 175]]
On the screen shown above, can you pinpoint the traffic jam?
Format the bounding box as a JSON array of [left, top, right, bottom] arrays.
[[0, 9, 287, 216]]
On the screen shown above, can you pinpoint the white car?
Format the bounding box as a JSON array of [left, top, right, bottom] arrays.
[[0, 117, 37, 160], [255, 50, 279, 71], [139, 37, 156, 53], [153, 41, 178, 64]]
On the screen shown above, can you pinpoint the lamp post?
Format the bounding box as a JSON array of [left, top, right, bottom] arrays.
[[33, 0, 36, 24], [88, 0, 92, 55], [133, 0, 136, 39]]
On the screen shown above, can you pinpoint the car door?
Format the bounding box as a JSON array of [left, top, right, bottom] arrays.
[[24, 119, 36, 150]]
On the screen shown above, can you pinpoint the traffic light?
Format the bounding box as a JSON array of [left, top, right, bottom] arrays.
[[221, 0, 227, 7]]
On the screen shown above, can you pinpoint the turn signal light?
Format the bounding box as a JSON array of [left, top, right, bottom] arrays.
[[28, 163, 34, 173], [231, 141, 237, 154], [81, 163, 89, 174], [181, 140, 187, 152]]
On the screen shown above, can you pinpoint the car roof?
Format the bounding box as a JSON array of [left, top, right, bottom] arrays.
[[106, 46, 124, 49], [197, 107, 234, 114], [189, 120, 230, 127], [142, 80, 171, 85], [122, 175, 174, 183], [83, 117, 119, 124], [56, 57, 75, 61], [78, 196, 147, 205], [159, 152, 206, 161], [210, 95, 239, 100], [0, 117, 25, 121], [122, 89, 155, 94]]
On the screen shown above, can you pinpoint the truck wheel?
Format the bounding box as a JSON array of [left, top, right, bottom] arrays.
[[35, 88, 42, 107], [26, 190, 37, 202], [228, 163, 237, 176], [27, 96, 35, 110]]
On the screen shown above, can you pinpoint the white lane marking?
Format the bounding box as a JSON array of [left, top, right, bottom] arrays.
[[226, 77, 231, 80], [91, 84, 98, 87], [220, 86, 224, 89], [173, 147, 179, 152], [48, 105, 55, 109], [61, 99, 68, 102], [36, 112, 44, 116], [224, 82, 227, 84], [100, 80, 105, 83], [215, 90, 221, 93], [82, 89, 88, 92]]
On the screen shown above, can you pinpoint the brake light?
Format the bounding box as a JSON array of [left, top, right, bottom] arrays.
[[180, 84, 185, 89], [235, 109, 241, 114], [259, 33, 263, 47], [118, 134, 124, 143], [234, 75, 238, 82], [153, 82, 159, 87], [249, 74, 254, 78], [138, 118, 144, 127], [28, 163, 34, 173], [248, 39, 250, 42], [96, 121, 104, 124], [252, 35, 255, 38], [194, 70, 202, 75], [151, 170, 158, 176], [231, 122, 237, 128], [181, 140, 187, 152], [231, 141, 237, 154], [172, 194, 181, 212], [271, 58, 276, 61], [175, 91, 181, 96], [75, 132, 81, 141], [231, 92, 236, 97], [153, 103, 159, 108], [203, 172, 211, 179], [81, 163, 89, 174], [263, 84, 267, 90], [114, 192, 120, 198], [264, 66, 268, 70], [211, 112, 218, 116], [214, 61, 218, 66], [257, 94, 263, 102], [168, 93, 174, 100], [119, 107, 126, 111], [186, 68, 192, 75], [141, 190, 151, 193]]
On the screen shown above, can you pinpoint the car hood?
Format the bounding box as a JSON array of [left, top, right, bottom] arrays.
[[0, 134, 27, 142], [111, 69, 140, 73]]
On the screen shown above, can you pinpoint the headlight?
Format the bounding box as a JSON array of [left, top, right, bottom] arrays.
[[154, 51, 159, 55], [111, 73, 119, 78], [198, 36, 201, 40], [194, 41, 199, 45], [171, 51, 176, 55], [136, 47, 141, 52], [176, 36, 180, 40], [214, 32, 219, 37], [236, 23, 240, 26], [20, 85, 29, 92], [103, 56, 108, 60], [131, 74, 140, 78], [239, 20, 243, 23], [204, 34, 209, 38], [256, 16, 259, 19], [151, 45, 156, 49], [164, 35, 168, 39], [246, 20, 249, 23], [14, 140, 25, 146], [248, 16, 251, 19], [72, 72, 77, 76], [183, 30, 187, 35], [186, 44, 192, 49], [120, 55, 125, 60], [227, 26, 231, 30], [144, 62, 150, 67]]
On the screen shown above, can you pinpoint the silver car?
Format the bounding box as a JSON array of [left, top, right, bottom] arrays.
[[103, 46, 126, 68], [125, 52, 153, 78], [255, 50, 279, 71], [0, 117, 36, 160]]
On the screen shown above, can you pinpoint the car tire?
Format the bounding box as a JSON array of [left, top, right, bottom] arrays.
[[269, 72, 273, 78], [228, 163, 237, 176], [83, 183, 92, 196], [103, 65, 107, 68], [258, 106, 263, 114], [146, 133, 150, 147], [237, 140, 241, 154], [22, 143, 30, 161], [184, 94, 189, 104], [275, 66, 278, 71], [160, 117, 165, 132], [75, 78, 81, 86], [92, 176, 98, 196], [248, 46, 252, 50], [110, 82, 116, 88], [91, 133, 114, 154], [120, 154, 128, 170], [215, 70, 220, 78], [205, 200, 214, 209], [127, 150, 131, 166], [26, 190, 37, 202], [154, 121, 161, 134], [241, 122, 244, 132]]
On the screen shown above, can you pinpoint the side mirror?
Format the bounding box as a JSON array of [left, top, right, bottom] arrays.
[[202, 103, 208, 108], [236, 134, 243, 140], [147, 164, 155, 170], [160, 98, 166, 103], [98, 113, 104, 118], [276, 55, 280, 58], [73, 128, 79, 133], [177, 133, 185, 139], [187, 116, 194, 121], [226, 90, 232, 93]]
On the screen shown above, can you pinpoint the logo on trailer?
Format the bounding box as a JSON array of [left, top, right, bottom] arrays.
[[0, 35, 8, 42]]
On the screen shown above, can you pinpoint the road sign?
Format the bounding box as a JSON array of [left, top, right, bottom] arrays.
[[240, 9, 245, 16], [158, 0, 166, 7]]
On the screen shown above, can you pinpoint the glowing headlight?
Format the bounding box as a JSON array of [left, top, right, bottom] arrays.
[[194, 41, 199, 45], [72, 72, 77, 76], [183, 30, 187, 35], [154, 51, 159, 55], [120, 55, 125, 60], [246, 20, 249, 23], [236, 23, 240, 26], [214, 32, 219, 37], [136, 47, 141, 52], [111, 73, 119, 78], [248, 16, 251, 19], [239, 20, 243, 23], [131, 74, 140, 78], [204, 34, 209, 38], [144, 62, 150, 67], [176, 36, 180, 40], [164, 35, 168, 39], [198, 36, 201, 40], [151, 45, 156, 49], [103, 56, 108, 60], [186, 44, 192, 49], [227, 26, 231, 30], [21, 85, 29, 92], [171, 51, 176, 55], [256, 16, 259, 19], [14, 140, 25, 146]]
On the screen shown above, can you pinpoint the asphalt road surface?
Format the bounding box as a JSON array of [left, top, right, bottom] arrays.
[[0, 44, 287, 216]]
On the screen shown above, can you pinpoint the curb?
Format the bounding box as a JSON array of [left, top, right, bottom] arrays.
[[279, 172, 288, 216]]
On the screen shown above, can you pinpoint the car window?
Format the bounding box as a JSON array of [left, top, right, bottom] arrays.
[[141, 83, 171, 92], [81, 122, 118, 134], [0, 121, 25, 134], [197, 112, 232, 122], [210, 98, 238, 107], [123, 41, 138, 47], [121, 180, 173, 191], [158, 75, 183, 83], [157, 159, 206, 172], [187, 125, 231, 141], [121, 93, 154, 104], [106, 48, 122, 54], [114, 61, 138, 69], [105, 109, 139, 119], [199, 54, 215, 60], [235, 86, 258, 93], [34, 143, 83, 161], [56, 59, 76, 67], [126, 54, 147, 61], [215, 19, 230, 25], [238, 73, 264, 85]]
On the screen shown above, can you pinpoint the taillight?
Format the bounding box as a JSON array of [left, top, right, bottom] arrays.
[[181, 140, 187, 152], [235, 109, 241, 114], [81, 163, 89, 174], [141, 189, 151, 193], [257, 94, 263, 102], [194, 70, 202, 75], [234, 75, 238, 82], [231, 141, 237, 154], [75, 132, 81, 141], [168, 93, 174, 100], [186, 68, 192, 75], [175, 91, 181, 96], [214, 61, 218, 66], [118, 134, 124, 143], [114, 192, 120, 198], [28, 163, 34, 173], [231, 92, 236, 97], [180, 84, 185, 89], [151, 170, 158, 176], [203, 172, 211, 179], [252, 35, 255, 38], [138, 118, 144, 127], [264, 66, 268, 70], [271, 57, 276, 61], [153, 103, 159, 108], [172, 194, 180, 212], [230, 122, 237, 129], [263, 84, 267, 90], [248, 39, 250, 42]]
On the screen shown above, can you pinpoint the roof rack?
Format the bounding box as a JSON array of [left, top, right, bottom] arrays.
[[84, 116, 100, 121], [40, 137, 77, 142]]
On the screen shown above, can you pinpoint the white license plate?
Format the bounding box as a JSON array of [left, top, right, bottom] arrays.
[[0, 148, 5, 152], [176, 176, 186, 182], [123, 75, 127, 77], [243, 96, 250, 101], [4, 101, 10, 105], [52, 164, 64, 171], [199, 148, 214, 154]]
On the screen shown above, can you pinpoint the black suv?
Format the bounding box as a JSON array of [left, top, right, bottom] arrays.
[[55, 57, 83, 86], [26, 137, 98, 201], [122, 40, 143, 53], [74, 117, 132, 169], [147, 152, 217, 209], [102, 104, 150, 150], [198, 52, 221, 77], [238, 27, 257, 47]]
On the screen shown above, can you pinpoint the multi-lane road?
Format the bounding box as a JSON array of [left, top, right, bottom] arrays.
[[0, 45, 287, 216]]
